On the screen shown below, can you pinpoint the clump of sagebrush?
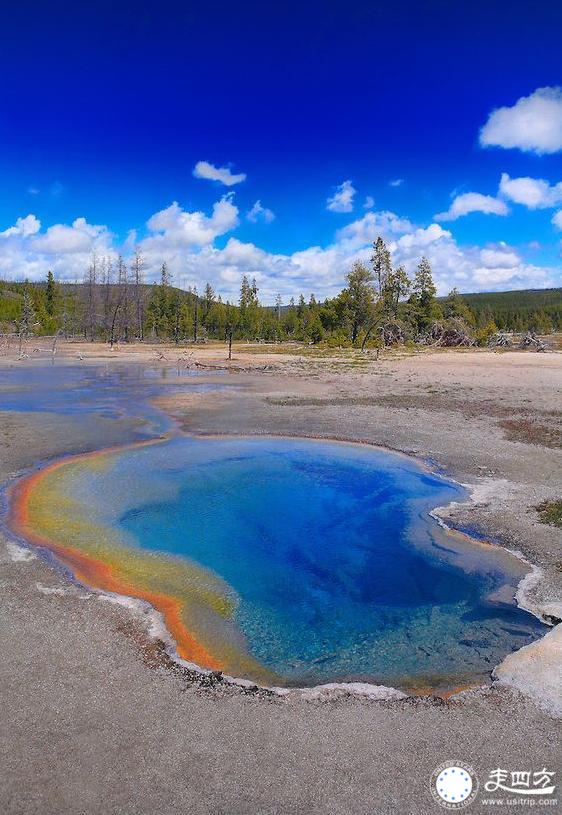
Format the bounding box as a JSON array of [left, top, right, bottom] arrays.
[[535, 500, 562, 528]]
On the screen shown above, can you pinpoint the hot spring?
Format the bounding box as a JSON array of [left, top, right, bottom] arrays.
[[9, 427, 546, 691]]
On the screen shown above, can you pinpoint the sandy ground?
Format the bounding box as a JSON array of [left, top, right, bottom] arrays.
[[1, 341, 561, 814]]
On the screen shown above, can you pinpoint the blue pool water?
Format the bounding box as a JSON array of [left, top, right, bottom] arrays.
[[71, 435, 546, 688]]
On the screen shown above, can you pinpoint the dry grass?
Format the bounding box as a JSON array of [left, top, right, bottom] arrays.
[[500, 418, 562, 449]]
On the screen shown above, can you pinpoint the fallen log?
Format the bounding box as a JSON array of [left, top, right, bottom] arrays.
[[488, 332, 512, 348], [519, 331, 548, 352]]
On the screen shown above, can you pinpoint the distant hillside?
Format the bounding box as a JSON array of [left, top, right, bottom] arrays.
[[455, 288, 562, 332]]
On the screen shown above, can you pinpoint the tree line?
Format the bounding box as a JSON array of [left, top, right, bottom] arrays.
[[1, 236, 560, 347]]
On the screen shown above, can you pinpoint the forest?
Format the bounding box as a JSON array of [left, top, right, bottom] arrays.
[[1, 237, 560, 348]]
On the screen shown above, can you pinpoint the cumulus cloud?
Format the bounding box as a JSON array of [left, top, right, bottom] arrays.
[[34, 218, 110, 254], [0, 214, 41, 238], [390, 233, 550, 293], [246, 200, 275, 224], [499, 172, 562, 209], [479, 247, 521, 268], [326, 180, 355, 213], [435, 192, 509, 221], [480, 87, 562, 155], [552, 210, 562, 230], [335, 211, 415, 249], [144, 196, 239, 250], [0, 215, 114, 281], [389, 179, 404, 187], [149, 210, 555, 301], [193, 160, 246, 186], [363, 196, 375, 210], [395, 223, 450, 251], [0, 203, 558, 300]]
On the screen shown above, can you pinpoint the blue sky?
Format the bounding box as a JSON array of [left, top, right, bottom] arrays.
[[1, 0, 561, 301]]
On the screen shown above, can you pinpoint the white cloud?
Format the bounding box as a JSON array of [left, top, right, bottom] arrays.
[[435, 192, 509, 221], [326, 180, 355, 213], [480, 87, 562, 155], [499, 172, 562, 209], [246, 200, 275, 224], [390, 232, 550, 293], [363, 196, 375, 209], [471, 264, 549, 288], [389, 179, 404, 187], [144, 196, 239, 250], [193, 160, 246, 186], [0, 203, 558, 299], [0, 215, 114, 281], [395, 223, 450, 251], [162, 213, 556, 301], [34, 218, 110, 254], [336, 211, 414, 249], [0, 214, 41, 238], [479, 247, 521, 268], [552, 210, 562, 230]]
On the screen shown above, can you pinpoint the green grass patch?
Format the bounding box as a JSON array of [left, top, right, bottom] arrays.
[[535, 500, 562, 528]]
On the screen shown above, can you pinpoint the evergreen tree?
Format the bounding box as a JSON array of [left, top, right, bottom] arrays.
[[203, 283, 215, 320], [343, 261, 376, 343], [283, 297, 298, 336], [192, 285, 199, 341], [383, 265, 410, 317], [156, 263, 171, 333], [443, 288, 475, 325], [410, 257, 438, 331], [371, 236, 392, 296], [169, 289, 182, 344], [45, 270, 57, 317], [239, 275, 260, 337]]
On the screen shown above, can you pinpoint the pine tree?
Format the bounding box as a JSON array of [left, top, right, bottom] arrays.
[[45, 270, 56, 317], [411, 257, 438, 331], [344, 261, 376, 343], [444, 288, 475, 325], [157, 263, 170, 331], [239, 276, 252, 309], [169, 290, 182, 344], [371, 236, 392, 296], [239, 276, 259, 337], [203, 283, 215, 320], [193, 285, 199, 342], [384, 265, 410, 317]]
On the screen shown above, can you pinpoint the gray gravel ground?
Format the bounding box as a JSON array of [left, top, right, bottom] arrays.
[[1, 350, 561, 815]]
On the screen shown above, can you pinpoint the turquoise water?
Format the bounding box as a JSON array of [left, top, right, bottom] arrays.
[[68, 435, 546, 688]]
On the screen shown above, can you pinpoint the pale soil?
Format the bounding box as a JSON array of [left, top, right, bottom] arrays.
[[1, 341, 561, 815]]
